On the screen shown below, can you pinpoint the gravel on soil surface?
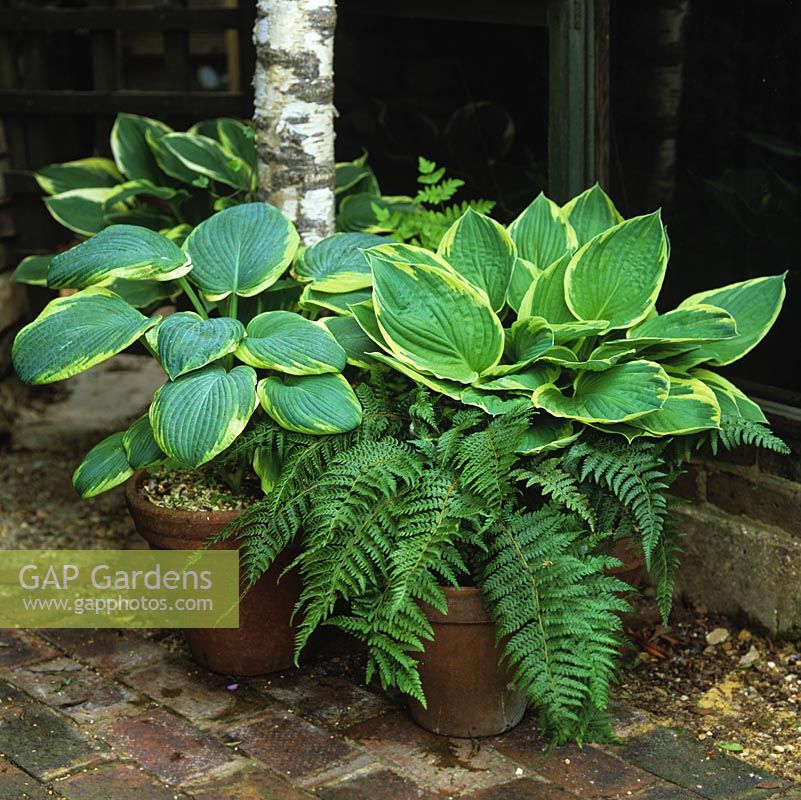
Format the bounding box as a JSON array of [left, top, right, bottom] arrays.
[[141, 467, 261, 512], [619, 593, 801, 783]]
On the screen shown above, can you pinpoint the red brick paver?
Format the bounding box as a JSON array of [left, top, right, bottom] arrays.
[[53, 762, 180, 800]]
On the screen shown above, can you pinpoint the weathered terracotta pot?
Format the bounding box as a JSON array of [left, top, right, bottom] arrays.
[[125, 471, 300, 676], [408, 586, 527, 738]]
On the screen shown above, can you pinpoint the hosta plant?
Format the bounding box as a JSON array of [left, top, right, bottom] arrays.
[[11, 202, 364, 499]]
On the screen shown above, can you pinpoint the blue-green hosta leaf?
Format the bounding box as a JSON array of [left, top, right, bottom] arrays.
[[459, 387, 530, 416], [476, 364, 560, 392], [150, 365, 257, 466], [531, 360, 669, 424], [111, 113, 172, 183], [628, 377, 720, 436], [677, 274, 786, 366], [368, 253, 504, 383], [257, 373, 362, 434], [335, 157, 379, 197], [366, 351, 464, 400], [293, 232, 388, 291], [73, 432, 133, 499], [517, 416, 583, 455], [349, 301, 390, 349], [437, 207, 516, 311], [45, 188, 116, 236], [12, 255, 53, 286], [507, 192, 578, 269], [122, 415, 165, 470], [13, 287, 157, 384], [108, 278, 180, 309], [506, 257, 540, 313], [101, 179, 181, 213], [562, 184, 624, 246], [298, 286, 373, 316], [691, 369, 768, 423], [160, 132, 252, 190], [47, 225, 189, 289], [549, 320, 609, 346], [235, 311, 346, 375], [320, 315, 376, 368], [626, 304, 737, 346], [35, 157, 123, 196], [184, 203, 299, 301], [367, 242, 457, 273], [151, 312, 245, 379], [518, 253, 575, 323], [336, 193, 415, 232], [565, 211, 668, 330]]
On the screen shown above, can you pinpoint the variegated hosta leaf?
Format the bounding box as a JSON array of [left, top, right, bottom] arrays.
[[35, 157, 123, 196], [73, 432, 134, 499], [349, 301, 390, 349], [367, 242, 457, 273], [184, 203, 300, 300], [626, 304, 737, 345], [293, 232, 388, 291], [257, 373, 362, 434], [12, 255, 52, 287], [44, 187, 116, 236], [108, 278, 180, 309], [539, 342, 635, 372], [253, 446, 282, 495], [506, 257, 540, 312], [150, 365, 257, 467], [235, 311, 346, 375], [506, 316, 555, 364], [562, 184, 624, 246], [160, 132, 252, 190], [368, 251, 504, 383], [629, 377, 720, 436], [217, 118, 257, 173], [101, 179, 181, 212], [13, 287, 157, 385], [150, 312, 245, 380], [111, 113, 172, 183], [298, 286, 373, 316], [507, 192, 578, 269], [677, 273, 786, 366], [47, 225, 189, 289], [476, 364, 560, 392], [549, 320, 609, 346], [320, 315, 376, 368], [336, 193, 415, 233], [518, 253, 575, 323], [565, 211, 668, 330], [122, 415, 165, 470], [691, 369, 767, 423], [368, 351, 464, 400], [437, 207, 516, 311], [531, 360, 669, 424], [459, 387, 530, 416], [517, 416, 583, 455]]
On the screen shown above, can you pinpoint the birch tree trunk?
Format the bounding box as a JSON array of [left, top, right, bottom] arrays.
[[253, 0, 336, 244]]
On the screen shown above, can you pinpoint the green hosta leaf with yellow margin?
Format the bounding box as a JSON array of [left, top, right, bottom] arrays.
[[45, 187, 116, 236], [111, 113, 172, 183], [565, 211, 668, 330], [122, 415, 165, 470], [367, 250, 503, 383], [12, 255, 52, 287], [293, 233, 388, 292], [298, 286, 373, 316], [150, 312, 245, 380], [677, 274, 786, 366], [626, 304, 737, 346], [13, 287, 158, 385], [476, 363, 560, 392], [691, 369, 767, 423], [47, 225, 189, 289], [562, 184, 624, 246], [531, 360, 669, 424], [539, 341, 635, 372], [507, 192, 578, 269], [517, 416, 583, 455], [150, 365, 257, 467], [518, 253, 575, 323], [459, 387, 530, 416], [235, 311, 346, 375], [184, 203, 299, 301], [35, 157, 123, 196], [367, 351, 464, 400], [628, 377, 720, 436], [506, 257, 540, 313], [437, 207, 516, 311], [476, 317, 553, 377], [108, 278, 180, 309], [320, 316, 376, 368], [257, 373, 362, 434], [73, 432, 133, 499], [160, 132, 251, 190]]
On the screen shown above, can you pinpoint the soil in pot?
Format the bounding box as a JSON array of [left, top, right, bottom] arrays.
[[125, 470, 301, 676], [408, 586, 527, 738]]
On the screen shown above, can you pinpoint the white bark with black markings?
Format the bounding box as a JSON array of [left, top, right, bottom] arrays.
[[253, 0, 336, 243]]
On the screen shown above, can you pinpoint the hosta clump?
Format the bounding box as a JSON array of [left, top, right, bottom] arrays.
[[11, 202, 365, 499]]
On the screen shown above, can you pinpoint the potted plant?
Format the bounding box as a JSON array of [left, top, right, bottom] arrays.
[[226, 184, 788, 742], [10, 200, 368, 675]]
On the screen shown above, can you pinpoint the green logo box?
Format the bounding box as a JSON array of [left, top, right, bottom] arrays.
[[0, 550, 240, 628]]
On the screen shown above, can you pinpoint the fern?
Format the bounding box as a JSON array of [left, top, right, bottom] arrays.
[[652, 497, 685, 625], [711, 415, 790, 455], [479, 505, 630, 745]]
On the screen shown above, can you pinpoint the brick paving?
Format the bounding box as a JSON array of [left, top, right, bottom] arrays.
[[0, 629, 797, 799]]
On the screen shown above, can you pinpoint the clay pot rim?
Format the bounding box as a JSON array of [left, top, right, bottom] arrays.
[[425, 585, 491, 626]]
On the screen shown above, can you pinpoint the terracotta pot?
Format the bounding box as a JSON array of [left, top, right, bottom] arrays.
[[125, 471, 300, 676], [408, 586, 527, 738], [609, 536, 647, 589]]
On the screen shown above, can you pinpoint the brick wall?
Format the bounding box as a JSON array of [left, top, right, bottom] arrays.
[[671, 431, 801, 635]]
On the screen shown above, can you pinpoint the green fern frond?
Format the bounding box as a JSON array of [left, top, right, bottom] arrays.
[[653, 498, 684, 625], [712, 415, 790, 455], [514, 459, 596, 530]]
